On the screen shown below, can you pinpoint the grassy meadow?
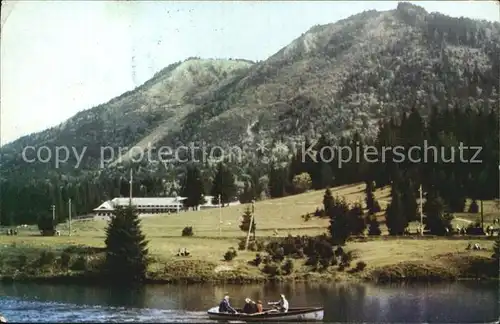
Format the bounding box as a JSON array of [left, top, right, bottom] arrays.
[[0, 183, 498, 283]]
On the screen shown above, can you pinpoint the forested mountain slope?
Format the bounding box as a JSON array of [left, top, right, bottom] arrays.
[[0, 2, 499, 224]]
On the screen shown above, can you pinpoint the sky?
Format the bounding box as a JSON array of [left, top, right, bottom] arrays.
[[1, 1, 499, 145]]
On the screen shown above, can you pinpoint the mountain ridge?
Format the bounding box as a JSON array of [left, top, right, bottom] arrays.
[[1, 2, 499, 178]]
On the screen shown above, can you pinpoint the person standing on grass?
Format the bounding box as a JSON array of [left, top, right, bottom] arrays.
[[219, 295, 237, 314]]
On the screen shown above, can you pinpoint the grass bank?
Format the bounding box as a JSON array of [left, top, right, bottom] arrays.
[[0, 237, 496, 285], [0, 183, 498, 284]]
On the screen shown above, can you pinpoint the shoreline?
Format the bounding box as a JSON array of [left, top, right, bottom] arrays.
[[0, 255, 497, 286]]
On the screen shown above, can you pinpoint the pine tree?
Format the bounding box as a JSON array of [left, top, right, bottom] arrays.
[[385, 186, 408, 235], [348, 202, 366, 235], [180, 164, 206, 209], [400, 178, 418, 222], [323, 188, 334, 215], [268, 163, 287, 198], [365, 180, 381, 214], [238, 181, 254, 203], [104, 204, 149, 285], [239, 206, 256, 239], [423, 192, 453, 236], [328, 197, 350, 245], [210, 163, 237, 205], [367, 215, 381, 236]]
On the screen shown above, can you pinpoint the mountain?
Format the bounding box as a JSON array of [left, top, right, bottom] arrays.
[[1, 2, 499, 180]]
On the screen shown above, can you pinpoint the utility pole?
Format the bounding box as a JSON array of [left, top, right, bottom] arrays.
[[419, 184, 423, 235], [480, 200, 484, 230], [68, 199, 72, 236], [218, 194, 222, 237], [245, 200, 255, 250], [129, 168, 133, 204], [51, 205, 55, 222]]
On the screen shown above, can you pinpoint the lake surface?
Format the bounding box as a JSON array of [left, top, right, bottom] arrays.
[[0, 281, 498, 323]]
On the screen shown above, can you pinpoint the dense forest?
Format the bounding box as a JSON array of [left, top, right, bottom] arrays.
[[0, 102, 497, 226]]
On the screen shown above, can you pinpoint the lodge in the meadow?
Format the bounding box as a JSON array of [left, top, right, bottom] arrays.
[[93, 196, 240, 218]]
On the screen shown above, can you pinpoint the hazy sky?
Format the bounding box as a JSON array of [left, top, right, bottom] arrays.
[[1, 1, 498, 145]]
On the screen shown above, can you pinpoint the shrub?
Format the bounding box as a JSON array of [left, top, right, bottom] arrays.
[[341, 251, 354, 266], [281, 258, 294, 275], [70, 255, 87, 271], [292, 172, 312, 193], [263, 255, 273, 265], [38, 251, 56, 266], [60, 252, 72, 268], [262, 263, 281, 276], [248, 240, 264, 251], [250, 253, 262, 266], [238, 238, 264, 251], [182, 226, 194, 236], [224, 247, 237, 261], [314, 208, 325, 217], [355, 261, 367, 271], [17, 254, 28, 268]]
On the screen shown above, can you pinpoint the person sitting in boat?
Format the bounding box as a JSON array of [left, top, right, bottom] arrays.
[[219, 295, 237, 314], [242, 298, 258, 314], [268, 294, 289, 313], [256, 300, 263, 313]]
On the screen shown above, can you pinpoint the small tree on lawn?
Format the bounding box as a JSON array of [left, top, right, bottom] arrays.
[[323, 188, 335, 215], [423, 192, 454, 236], [292, 172, 312, 194], [328, 197, 350, 245], [367, 215, 381, 235], [38, 214, 55, 236], [348, 202, 366, 236], [365, 180, 381, 214], [386, 190, 407, 235], [105, 204, 149, 285], [239, 206, 256, 240]]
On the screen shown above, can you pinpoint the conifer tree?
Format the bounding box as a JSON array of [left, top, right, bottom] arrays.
[[239, 206, 256, 239], [328, 197, 350, 245], [180, 164, 206, 209], [385, 186, 407, 235], [323, 188, 334, 215], [367, 215, 382, 236], [268, 163, 287, 198], [211, 162, 237, 205], [423, 192, 454, 235], [104, 204, 149, 285], [365, 180, 381, 214], [400, 178, 418, 222], [348, 202, 366, 235]]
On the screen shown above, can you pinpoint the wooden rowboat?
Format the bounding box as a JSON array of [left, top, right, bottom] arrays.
[[207, 306, 324, 322]]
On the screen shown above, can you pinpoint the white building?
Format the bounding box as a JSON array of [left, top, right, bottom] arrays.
[[93, 195, 241, 219], [93, 197, 187, 218]]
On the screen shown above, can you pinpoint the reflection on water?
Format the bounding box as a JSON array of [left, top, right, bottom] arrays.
[[0, 281, 497, 323]]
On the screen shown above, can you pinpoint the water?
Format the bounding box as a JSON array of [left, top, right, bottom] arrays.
[[0, 281, 498, 323]]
